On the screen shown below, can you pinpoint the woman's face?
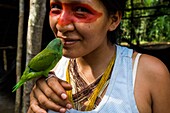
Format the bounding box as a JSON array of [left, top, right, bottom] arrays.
[[49, 0, 118, 58]]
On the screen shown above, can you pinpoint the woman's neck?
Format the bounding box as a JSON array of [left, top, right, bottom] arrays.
[[75, 44, 116, 83]]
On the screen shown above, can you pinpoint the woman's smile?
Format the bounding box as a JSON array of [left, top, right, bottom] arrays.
[[59, 36, 81, 47]]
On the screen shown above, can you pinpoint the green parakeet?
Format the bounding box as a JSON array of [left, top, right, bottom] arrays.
[[12, 38, 63, 92]]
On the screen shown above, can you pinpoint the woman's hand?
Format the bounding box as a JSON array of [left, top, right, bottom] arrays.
[[27, 76, 73, 113]]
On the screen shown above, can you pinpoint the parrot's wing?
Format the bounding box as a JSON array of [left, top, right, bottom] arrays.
[[28, 49, 57, 71]]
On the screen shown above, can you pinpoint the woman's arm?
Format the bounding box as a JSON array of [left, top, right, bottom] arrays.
[[148, 57, 170, 113]]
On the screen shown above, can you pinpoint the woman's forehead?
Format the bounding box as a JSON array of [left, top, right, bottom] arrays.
[[50, 0, 92, 2], [50, 0, 102, 5], [50, 0, 105, 10]]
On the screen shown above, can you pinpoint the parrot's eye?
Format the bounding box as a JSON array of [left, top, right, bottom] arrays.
[[57, 41, 62, 46]]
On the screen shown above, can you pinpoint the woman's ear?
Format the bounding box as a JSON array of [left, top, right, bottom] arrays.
[[108, 12, 122, 31]]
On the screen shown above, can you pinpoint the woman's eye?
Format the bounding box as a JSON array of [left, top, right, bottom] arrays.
[[51, 4, 62, 10], [73, 7, 92, 18], [75, 7, 91, 13], [50, 3, 62, 14]]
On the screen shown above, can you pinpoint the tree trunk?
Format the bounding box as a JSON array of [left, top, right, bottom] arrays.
[[22, 0, 47, 113], [15, 0, 24, 113]]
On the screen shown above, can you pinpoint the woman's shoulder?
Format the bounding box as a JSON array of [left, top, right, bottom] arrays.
[[135, 53, 170, 113], [139, 54, 169, 78], [136, 53, 169, 87], [136, 53, 170, 95]]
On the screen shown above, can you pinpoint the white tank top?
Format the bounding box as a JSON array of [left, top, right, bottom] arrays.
[[49, 45, 140, 113]]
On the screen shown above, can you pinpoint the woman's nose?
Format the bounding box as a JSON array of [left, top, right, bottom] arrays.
[[56, 22, 74, 33], [56, 11, 74, 33]]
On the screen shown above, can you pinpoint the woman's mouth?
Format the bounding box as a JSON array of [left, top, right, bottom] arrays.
[[63, 39, 78, 45], [57, 36, 81, 46]]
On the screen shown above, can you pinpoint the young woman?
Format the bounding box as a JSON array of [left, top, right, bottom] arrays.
[[28, 0, 170, 113]]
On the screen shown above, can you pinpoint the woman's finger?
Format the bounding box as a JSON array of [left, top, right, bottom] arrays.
[[46, 77, 70, 100], [46, 77, 73, 109], [27, 107, 35, 113], [36, 77, 71, 107], [28, 89, 47, 113], [58, 78, 72, 91], [33, 82, 67, 112], [28, 104, 47, 113]]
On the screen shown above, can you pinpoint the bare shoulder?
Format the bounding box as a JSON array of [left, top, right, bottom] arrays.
[[135, 53, 170, 113], [139, 54, 170, 86], [139, 54, 169, 76]]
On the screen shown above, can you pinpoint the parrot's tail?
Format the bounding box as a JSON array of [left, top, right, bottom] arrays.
[[12, 81, 25, 92]]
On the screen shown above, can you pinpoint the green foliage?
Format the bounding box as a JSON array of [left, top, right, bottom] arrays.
[[143, 0, 158, 6], [120, 0, 170, 44], [147, 15, 170, 42]]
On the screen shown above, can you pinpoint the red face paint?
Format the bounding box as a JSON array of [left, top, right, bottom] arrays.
[[50, 2, 102, 26]]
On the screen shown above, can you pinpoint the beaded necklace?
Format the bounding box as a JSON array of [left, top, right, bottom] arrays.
[[66, 53, 116, 111]]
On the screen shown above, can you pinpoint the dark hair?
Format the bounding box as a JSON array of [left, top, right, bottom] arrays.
[[100, 0, 127, 44]]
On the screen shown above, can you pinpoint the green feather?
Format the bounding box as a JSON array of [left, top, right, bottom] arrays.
[[12, 38, 63, 92]]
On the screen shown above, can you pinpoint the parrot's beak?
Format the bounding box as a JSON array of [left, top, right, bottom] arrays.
[[57, 37, 65, 45]]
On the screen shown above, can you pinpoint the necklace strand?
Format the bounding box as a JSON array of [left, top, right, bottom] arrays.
[[66, 53, 116, 111]]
